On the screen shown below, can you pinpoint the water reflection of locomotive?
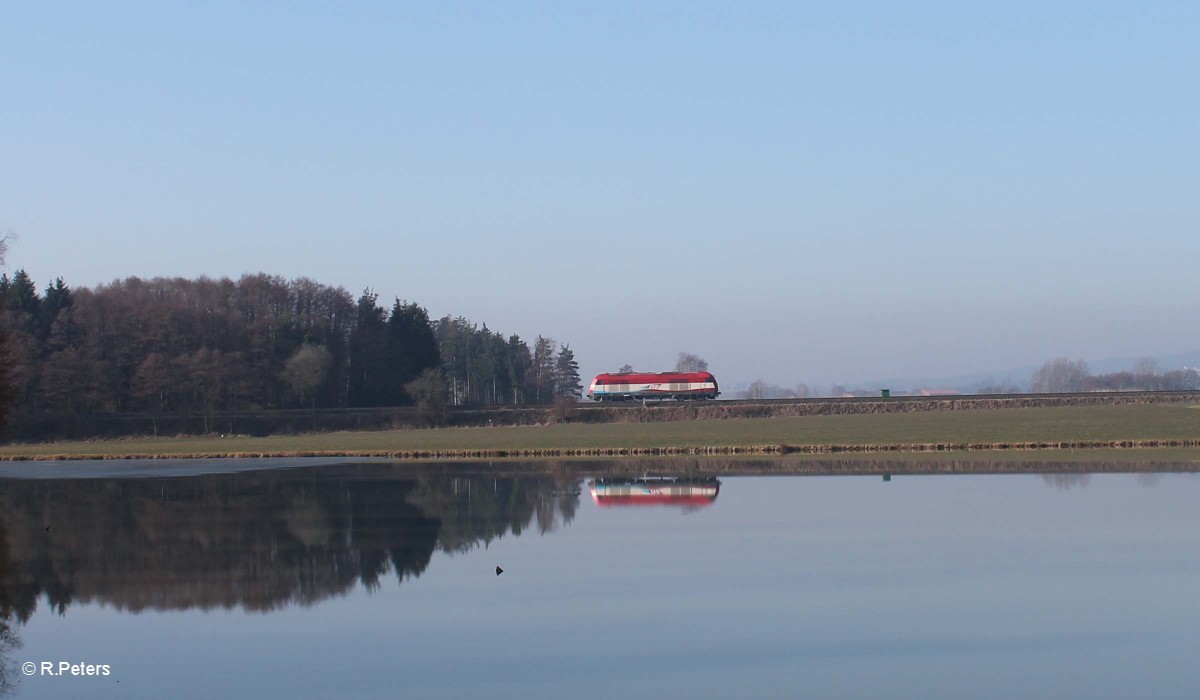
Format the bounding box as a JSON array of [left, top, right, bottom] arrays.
[[589, 477, 721, 507], [587, 371, 720, 402]]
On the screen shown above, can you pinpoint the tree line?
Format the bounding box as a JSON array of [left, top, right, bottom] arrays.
[[0, 269, 583, 436], [1030, 357, 1200, 393], [434, 317, 580, 407]]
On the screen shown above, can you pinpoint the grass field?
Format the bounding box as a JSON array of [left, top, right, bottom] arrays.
[[3, 403, 1199, 459]]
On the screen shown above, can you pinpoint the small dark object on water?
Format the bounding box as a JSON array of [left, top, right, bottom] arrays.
[[44, 526, 50, 533], [883, 474, 891, 482], [496, 566, 504, 576]]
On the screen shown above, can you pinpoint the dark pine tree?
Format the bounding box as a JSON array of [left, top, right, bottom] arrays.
[[506, 335, 532, 404], [531, 336, 556, 404], [348, 290, 389, 406], [5, 270, 40, 318], [38, 277, 73, 340], [554, 344, 582, 399], [384, 300, 441, 404], [0, 319, 12, 435]]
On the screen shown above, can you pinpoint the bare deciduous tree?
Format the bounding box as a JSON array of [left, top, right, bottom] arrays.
[[1162, 368, 1200, 390], [738, 380, 810, 400], [282, 343, 332, 411], [550, 394, 577, 424], [1030, 358, 1089, 393], [406, 367, 449, 425], [744, 380, 768, 400], [675, 352, 708, 373], [0, 230, 14, 268]]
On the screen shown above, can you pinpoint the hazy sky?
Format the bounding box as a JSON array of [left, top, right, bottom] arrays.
[[3, 2, 1197, 389]]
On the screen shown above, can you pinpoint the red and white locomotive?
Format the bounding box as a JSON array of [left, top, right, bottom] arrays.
[[587, 371, 720, 402]]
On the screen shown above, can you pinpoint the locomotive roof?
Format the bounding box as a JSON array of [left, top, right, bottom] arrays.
[[598, 370, 713, 376]]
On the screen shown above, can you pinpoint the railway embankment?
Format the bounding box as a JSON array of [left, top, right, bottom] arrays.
[[13, 391, 1200, 443], [461, 391, 1200, 427], [4, 399, 1200, 461]]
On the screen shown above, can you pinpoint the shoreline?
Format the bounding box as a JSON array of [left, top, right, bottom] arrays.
[[6, 403, 1200, 463], [5, 437, 1200, 462]]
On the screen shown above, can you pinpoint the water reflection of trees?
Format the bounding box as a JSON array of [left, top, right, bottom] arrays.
[[0, 519, 21, 698], [0, 465, 580, 620], [1134, 473, 1163, 488], [1040, 473, 1092, 490], [0, 629, 15, 698], [0, 617, 16, 699], [1039, 472, 1176, 490]]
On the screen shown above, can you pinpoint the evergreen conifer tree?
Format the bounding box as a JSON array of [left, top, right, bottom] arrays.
[[348, 290, 388, 406], [0, 319, 11, 435], [554, 344, 582, 399], [532, 336, 556, 403]]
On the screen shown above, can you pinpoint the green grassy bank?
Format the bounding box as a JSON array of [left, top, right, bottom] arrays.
[[2, 403, 1199, 460]]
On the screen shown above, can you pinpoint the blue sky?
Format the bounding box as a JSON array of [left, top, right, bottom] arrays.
[[2, 2, 1198, 389]]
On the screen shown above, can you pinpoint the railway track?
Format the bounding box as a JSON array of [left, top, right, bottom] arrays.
[[456, 389, 1200, 413]]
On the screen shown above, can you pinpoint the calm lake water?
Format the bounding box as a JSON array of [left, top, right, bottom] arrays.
[[2, 458, 1199, 699]]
